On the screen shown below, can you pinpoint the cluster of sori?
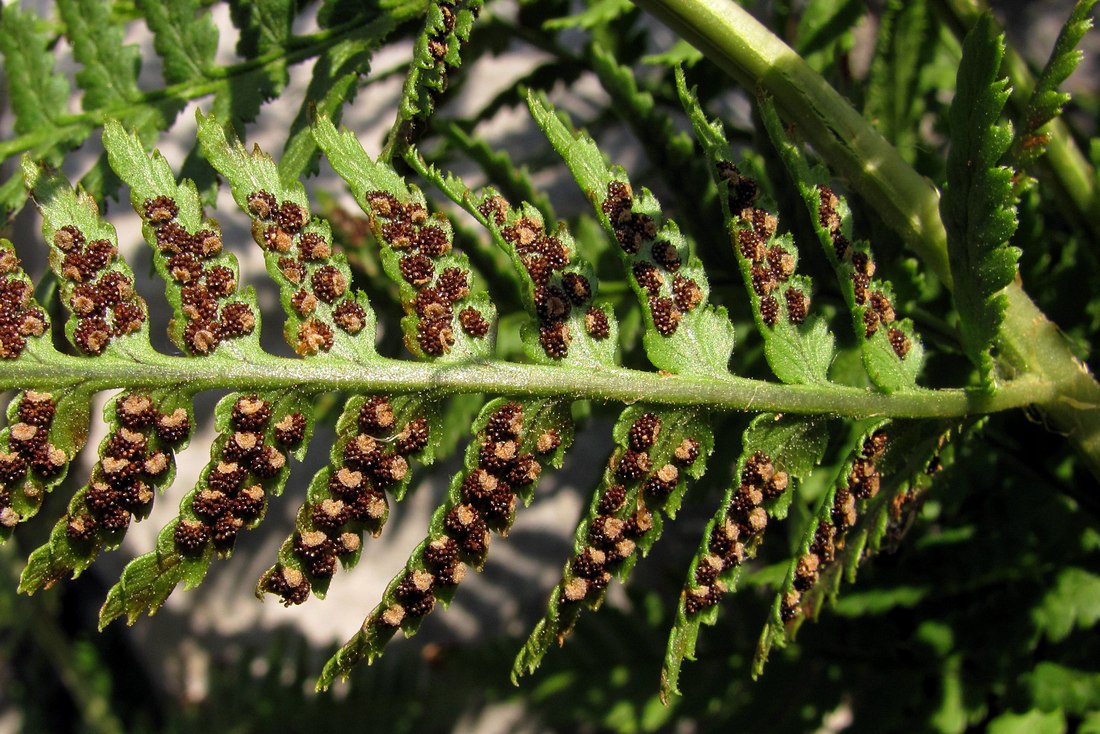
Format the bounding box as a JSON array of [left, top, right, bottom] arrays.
[[52, 224, 146, 355], [243, 191, 367, 353], [65, 394, 185, 542], [0, 247, 47, 359], [816, 186, 911, 358], [718, 162, 810, 328], [364, 190, 489, 356], [686, 451, 789, 615], [558, 413, 700, 606], [369, 402, 548, 632], [399, 0, 473, 142], [782, 430, 888, 621], [263, 396, 429, 606], [0, 392, 65, 529], [173, 396, 302, 555], [425, 1, 461, 75], [479, 195, 609, 358], [140, 195, 254, 354], [600, 182, 704, 337]]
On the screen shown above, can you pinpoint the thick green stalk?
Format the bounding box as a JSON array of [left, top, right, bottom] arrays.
[[0, 351, 1059, 419], [635, 0, 1100, 479]]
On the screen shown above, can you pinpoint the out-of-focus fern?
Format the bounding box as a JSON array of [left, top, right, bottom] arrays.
[[0, 0, 1098, 724]]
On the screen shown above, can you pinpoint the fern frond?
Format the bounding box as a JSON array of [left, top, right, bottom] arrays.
[[0, 5, 74, 217], [677, 69, 835, 385], [752, 418, 959, 675], [321, 397, 574, 688], [526, 91, 735, 377], [661, 413, 829, 700], [863, 0, 937, 163], [759, 96, 925, 392], [515, 406, 713, 680], [941, 14, 1020, 390], [0, 240, 80, 537], [384, 0, 482, 159], [1010, 0, 1097, 169]]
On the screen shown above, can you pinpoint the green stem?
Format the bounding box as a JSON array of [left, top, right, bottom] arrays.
[[635, 0, 1100, 479], [0, 349, 1064, 420]]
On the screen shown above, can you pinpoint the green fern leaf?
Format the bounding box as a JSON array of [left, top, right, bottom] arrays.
[[760, 96, 925, 392], [527, 92, 735, 377], [0, 6, 79, 219], [942, 14, 1020, 389], [312, 116, 496, 360], [1011, 0, 1097, 168], [677, 69, 834, 385], [863, 0, 936, 162], [135, 0, 218, 85], [384, 0, 482, 158], [661, 413, 829, 701], [320, 397, 574, 688], [513, 406, 713, 681], [404, 148, 619, 367]]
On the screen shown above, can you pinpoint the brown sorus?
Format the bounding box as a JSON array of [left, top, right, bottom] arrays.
[[584, 307, 610, 339], [155, 408, 191, 443], [53, 225, 85, 252], [538, 321, 570, 359], [274, 413, 307, 447], [632, 262, 663, 296], [249, 445, 286, 478], [615, 449, 651, 481], [649, 296, 681, 336], [111, 302, 146, 335], [277, 201, 309, 234], [672, 275, 703, 312], [18, 391, 56, 427], [597, 484, 627, 515], [417, 317, 455, 356], [247, 191, 278, 220], [414, 226, 450, 257], [358, 396, 395, 433], [673, 437, 700, 466], [333, 300, 367, 334], [117, 393, 156, 428], [204, 266, 236, 297], [399, 254, 435, 286], [219, 302, 256, 338], [174, 518, 210, 552], [297, 319, 334, 354], [310, 265, 347, 303], [486, 403, 524, 441], [888, 327, 911, 358], [278, 257, 306, 284], [561, 273, 591, 305], [183, 319, 220, 354], [394, 417, 430, 455], [458, 307, 490, 337], [628, 413, 661, 452], [785, 288, 808, 324], [651, 240, 681, 271], [759, 294, 780, 327], [74, 317, 112, 355], [297, 232, 331, 261], [535, 429, 561, 455], [436, 267, 470, 302]]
